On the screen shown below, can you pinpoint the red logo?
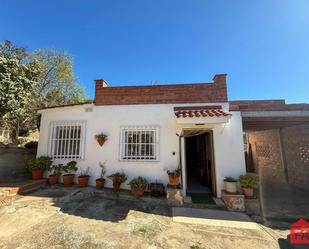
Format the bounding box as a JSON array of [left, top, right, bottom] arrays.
[[290, 219, 309, 244]]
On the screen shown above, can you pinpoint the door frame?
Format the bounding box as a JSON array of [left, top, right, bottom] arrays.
[[180, 129, 217, 197]]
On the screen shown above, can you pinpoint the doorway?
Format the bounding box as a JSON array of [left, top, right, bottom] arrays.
[[185, 131, 216, 196]]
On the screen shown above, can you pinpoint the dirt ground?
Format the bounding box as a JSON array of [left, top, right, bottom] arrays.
[[0, 187, 290, 249]]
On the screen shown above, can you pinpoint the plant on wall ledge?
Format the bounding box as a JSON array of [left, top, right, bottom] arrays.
[[95, 132, 108, 146], [166, 168, 181, 186]]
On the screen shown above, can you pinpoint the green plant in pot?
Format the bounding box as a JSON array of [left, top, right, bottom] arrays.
[[47, 164, 64, 185], [62, 161, 78, 186], [166, 168, 181, 186], [78, 167, 90, 188], [108, 172, 127, 192], [26, 156, 52, 180], [96, 162, 106, 189], [224, 177, 238, 194], [95, 132, 108, 146], [128, 176, 148, 196], [239, 173, 258, 198]]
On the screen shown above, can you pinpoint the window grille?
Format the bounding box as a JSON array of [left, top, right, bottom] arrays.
[[48, 120, 86, 160], [119, 126, 159, 161]]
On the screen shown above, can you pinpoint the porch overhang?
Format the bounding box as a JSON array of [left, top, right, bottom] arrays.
[[174, 105, 231, 125]]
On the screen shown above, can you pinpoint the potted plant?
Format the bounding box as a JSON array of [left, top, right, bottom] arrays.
[[128, 177, 148, 196], [239, 173, 259, 198], [26, 156, 52, 180], [108, 172, 127, 192], [166, 168, 181, 186], [224, 177, 238, 194], [96, 162, 106, 189], [62, 161, 78, 186], [47, 164, 63, 185], [95, 132, 108, 146], [78, 167, 90, 188]]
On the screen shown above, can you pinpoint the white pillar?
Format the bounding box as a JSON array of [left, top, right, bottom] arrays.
[[181, 136, 187, 196]]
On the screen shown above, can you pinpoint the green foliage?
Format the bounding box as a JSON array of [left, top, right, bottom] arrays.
[[79, 167, 90, 177], [239, 173, 259, 188], [129, 176, 148, 189], [0, 41, 41, 141], [28, 49, 87, 107], [0, 40, 88, 142], [190, 245, 202, 249], [98, 162, 106, 179], [26, 158, 38, 172], [63, 161, 78, 174], [26, 156, 52, 172], [167, 168, 181, 177], [95, 132, 108, 140], [224, 177, 238, 182], [49, 164, 64, 176]]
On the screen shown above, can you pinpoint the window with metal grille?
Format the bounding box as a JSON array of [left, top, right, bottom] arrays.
[[48, 120, 86, 160], [119, 126, 159, 161]]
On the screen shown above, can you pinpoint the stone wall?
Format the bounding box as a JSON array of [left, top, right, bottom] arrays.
[[0, 146, 36, 179], [247, 124, 309, 190]]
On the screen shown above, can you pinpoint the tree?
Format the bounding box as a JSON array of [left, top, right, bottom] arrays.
[[0, 41, 88, 142], [29, 49, 87, 107], [0, 41, 41, 141]]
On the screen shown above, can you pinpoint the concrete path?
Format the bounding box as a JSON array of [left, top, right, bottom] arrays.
[[172, 207, 261, 229]]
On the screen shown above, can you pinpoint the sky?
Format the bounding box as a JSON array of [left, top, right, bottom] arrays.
[[1, 0, 309, 103]]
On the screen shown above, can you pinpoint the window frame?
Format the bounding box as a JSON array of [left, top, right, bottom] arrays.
[[48, 120, 87, 160], [119, 125, 160, 162]]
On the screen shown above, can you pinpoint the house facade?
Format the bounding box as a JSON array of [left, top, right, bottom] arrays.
[[37, 74, 246, 197]]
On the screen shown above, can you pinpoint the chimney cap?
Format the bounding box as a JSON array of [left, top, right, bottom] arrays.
[[212, 74, 227, 81], [95, 79, 108, 87]]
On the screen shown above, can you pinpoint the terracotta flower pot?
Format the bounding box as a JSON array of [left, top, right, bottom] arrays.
[[131, 188, 144, 196], [63, 174, 75, 186], [242, 187, 254, 198], [48, 174, 58, 185], [32, 169, 43, 180], [78, 176, 89, 188], [96, 178, 105, 189], [97, 137, 105, 146], [168, 175, 179, 186]]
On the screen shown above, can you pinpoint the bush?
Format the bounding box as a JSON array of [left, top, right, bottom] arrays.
[[129, 177, 148, 189], [26, 156, 52, 171], [63, 161, 78, 174], [239, 173, 258, 188], [24, 141, 38, 149]]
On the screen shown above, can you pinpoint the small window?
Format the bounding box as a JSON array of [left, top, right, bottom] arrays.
[[120, 126, 159, 161], [48, 120, 86, 160]]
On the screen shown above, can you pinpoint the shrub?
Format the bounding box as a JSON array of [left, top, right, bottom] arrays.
[[129, 177, 148, 189], [26, 156, 52, 171], [108, 172, 127, 185], [63, 161, 78, 174], [49, 164, 64, 176], [239, 173, 258, 188]]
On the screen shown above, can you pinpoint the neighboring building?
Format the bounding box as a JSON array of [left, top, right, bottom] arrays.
[[37, 74, 246, 198]]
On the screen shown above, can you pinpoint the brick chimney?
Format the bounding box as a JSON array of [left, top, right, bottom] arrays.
[[213, 74, 228, 101]]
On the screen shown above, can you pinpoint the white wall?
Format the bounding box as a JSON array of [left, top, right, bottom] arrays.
[[212, 111, 246, 197], [37, 103, 246, 196]]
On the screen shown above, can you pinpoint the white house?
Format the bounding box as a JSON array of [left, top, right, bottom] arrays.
[[37, 74, 246, 198]]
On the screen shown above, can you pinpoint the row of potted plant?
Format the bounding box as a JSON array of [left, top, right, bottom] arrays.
[[224, 173, 258, 198]]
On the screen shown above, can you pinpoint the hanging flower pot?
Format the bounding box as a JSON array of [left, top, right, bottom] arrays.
[[95, 133, 108, 147]]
